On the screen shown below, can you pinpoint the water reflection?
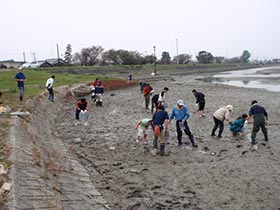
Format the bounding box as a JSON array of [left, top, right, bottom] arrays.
[[205, 66, 280, 92], [213, 66, 280, 78], [213, 80, 280, 92]]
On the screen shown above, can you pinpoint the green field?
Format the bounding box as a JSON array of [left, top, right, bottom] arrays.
[[0, 69, 102, 110]]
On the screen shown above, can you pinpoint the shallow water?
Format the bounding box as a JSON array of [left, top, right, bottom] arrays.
[[205, 66, 280, 92]]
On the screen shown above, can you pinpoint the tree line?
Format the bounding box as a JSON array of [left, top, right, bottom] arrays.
[[64, 44, 251, 66]]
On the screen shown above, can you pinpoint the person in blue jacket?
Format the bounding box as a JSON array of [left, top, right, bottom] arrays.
[[169, 99, 197, 147], [230, 114, 248, 136], [14, 67, 26, 101]]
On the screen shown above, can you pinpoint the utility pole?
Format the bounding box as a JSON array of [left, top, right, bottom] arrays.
[[32, 52, 36, 62], [23, 52, 26, 63], [56, 44, 60, 66], [153, 46, 156, 74], [176, 38, 179, 64]]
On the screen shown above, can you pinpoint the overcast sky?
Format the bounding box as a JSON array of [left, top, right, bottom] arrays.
[[1, 0, 280, 62]]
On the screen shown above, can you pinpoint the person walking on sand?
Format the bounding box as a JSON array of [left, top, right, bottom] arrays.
[[211, 105, 233, 138], [169, 100, 198, 147], [230, 114, 248, 137], [248, 100, 269, 151], [151, 87, 169, 114], [45, 75, 55, 102], [75, 97, 89, 126], [192, 89, 206, 117], [143, 83, 153, 109], [14, 67, 26, 101], [134, 118, 152, 144], [152, 105, 169, 155]]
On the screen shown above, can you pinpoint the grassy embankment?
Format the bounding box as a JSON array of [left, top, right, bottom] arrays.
[[0, 69, 108, 109]]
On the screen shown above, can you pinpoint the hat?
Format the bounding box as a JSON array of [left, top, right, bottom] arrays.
[[177, 100, 184, 106], [226, 105, 233, 111]]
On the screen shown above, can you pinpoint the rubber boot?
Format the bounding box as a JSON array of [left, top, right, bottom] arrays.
[[153, 138, 158, 149], [189, 135, 197, 147], [100, 101, 102, 107], [159, 143, 165, 156]]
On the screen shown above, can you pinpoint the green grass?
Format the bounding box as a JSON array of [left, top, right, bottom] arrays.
[[0, 69, 104, 110]]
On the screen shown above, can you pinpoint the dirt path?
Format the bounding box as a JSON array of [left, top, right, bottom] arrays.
[[9, 72, 280, 210]]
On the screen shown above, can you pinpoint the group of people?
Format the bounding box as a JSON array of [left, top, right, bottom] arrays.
[[210, 100, 268, 150], [135, 98, 198, 156], [136, 84, 269, 154], [74, 78, 105, 126], [14, 68, 56, 102], [15, 68, 269, 152], [14, 69, 102, 127]]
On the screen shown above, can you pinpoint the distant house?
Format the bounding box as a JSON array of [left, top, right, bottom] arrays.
[[0, 64, 7, 69], [0, 59, 24, 68], [30, 61, 53, 68], [272, 59, 280, 63], [20, 58, 66, 68], [46, 58, 67, 66]]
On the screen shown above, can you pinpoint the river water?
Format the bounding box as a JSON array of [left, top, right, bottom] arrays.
[[202, 66, 280, 92]]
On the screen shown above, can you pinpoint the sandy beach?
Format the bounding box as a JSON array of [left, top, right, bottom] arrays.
[[12, 69, 280, 210]]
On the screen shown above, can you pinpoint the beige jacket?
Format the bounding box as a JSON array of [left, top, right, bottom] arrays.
[[213, 106, 231, 121]]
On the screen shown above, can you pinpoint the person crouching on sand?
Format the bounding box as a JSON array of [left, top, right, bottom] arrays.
[[75, 98, 89, 126], [230, 114, 248, 137], [134, 118, 152, 144]]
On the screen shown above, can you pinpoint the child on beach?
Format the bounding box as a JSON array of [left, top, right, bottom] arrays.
[[134, 118, 152, 144]]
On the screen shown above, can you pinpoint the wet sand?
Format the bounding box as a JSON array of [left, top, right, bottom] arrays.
[[22, 72, 280, 210]]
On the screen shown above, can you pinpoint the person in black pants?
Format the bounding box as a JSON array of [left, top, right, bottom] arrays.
[[192, 89, 206, 117], [169, 100, 197, 147], [45, 75, 55, 102]]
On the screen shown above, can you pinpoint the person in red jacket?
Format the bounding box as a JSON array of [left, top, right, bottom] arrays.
[[93, 78, 99, 87], [143, 83, 153, 109]]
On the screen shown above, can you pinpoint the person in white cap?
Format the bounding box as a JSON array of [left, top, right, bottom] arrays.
[[211, 105, 233, 138], [169, 99, 198, 147]]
